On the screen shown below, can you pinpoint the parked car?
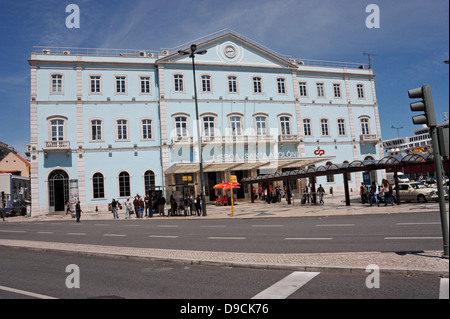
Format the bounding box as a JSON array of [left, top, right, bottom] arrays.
[[0, 206, 26, 217], [393, 182, 443, 203], [386, 172, 410, 185]]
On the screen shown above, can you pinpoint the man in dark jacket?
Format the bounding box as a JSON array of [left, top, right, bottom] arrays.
[[75, 201, 82, 223]]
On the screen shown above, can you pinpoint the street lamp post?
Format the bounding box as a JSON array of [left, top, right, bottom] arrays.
[[178, 44, 208, 216], [391, 125, 403, 138]]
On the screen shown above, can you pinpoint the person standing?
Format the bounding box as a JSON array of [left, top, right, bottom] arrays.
[[195, 195, 201, 216], [382, 179, 394, 206], [369, 182, 379, 207], [75, 200, 82, 223], [317, 184, 325, 205], [158, 194, 166, 216], [111, 199, 119, 219], [125, 197, 133, 219], [360, 183, 368, 204], [144, 193, 151, 217]]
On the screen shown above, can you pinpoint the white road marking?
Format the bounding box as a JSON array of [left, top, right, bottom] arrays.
[[252, 271, 320, 299], [396, 222, 440, 225], [316, 224, 354, 227], [252, 225, 284, 227], [0, 285, 57, 299], [384, 237, 441, 240], [208, 237, 246, 240], [103, 234, 126, 237], [157, 225, 179, 228], [440, 278, 449, 299], [37, 232, 53, 234], [284, 237, 333, 240], [149, 235, 179, 238], [200, 225, 226, 228], [0, 230, 26, 233], [67, 233, 86, 236]]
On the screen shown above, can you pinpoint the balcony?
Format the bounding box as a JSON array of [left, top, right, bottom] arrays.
[[359, 134, 378, 144], [43, 140, 71, 157], [278, 134, 301, 144], [171, 136, 193, 145], [201, 135, 222, 145]]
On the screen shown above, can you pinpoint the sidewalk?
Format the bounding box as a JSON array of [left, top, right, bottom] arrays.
[[2, 192, 449, 276]]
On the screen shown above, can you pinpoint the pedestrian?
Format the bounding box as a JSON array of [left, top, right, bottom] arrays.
[[195, 195, 201, 216], [125, 197, 133, 219], [382, 179, 394, 206], [360, 183, 368, 204], [317, 184, 325, 205], [138, 197, 144, 218], [184, 196, 191, 216], [144, 193, 150, 217], [133, 195, 139, 218], [369, 182, 379, 207], [111, 199, 119, 219], [75, 200, 82, 223], [158, 194, 166, 216], [66, 200, 72, 215]]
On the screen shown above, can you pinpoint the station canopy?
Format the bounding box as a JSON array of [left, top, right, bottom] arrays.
[[240, 154, 438, 184], [165, 156, 335, 175]]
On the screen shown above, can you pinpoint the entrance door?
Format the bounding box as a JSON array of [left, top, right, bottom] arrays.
[[48, 170, 69, 212]]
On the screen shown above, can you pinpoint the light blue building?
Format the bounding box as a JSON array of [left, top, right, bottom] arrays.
[[28, 30, 383, 215]]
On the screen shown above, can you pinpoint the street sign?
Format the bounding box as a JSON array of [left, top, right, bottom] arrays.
[[230, 175, 237, 183]]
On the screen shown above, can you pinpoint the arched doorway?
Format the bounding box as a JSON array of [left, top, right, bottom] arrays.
[[48, 169, 69, 212]]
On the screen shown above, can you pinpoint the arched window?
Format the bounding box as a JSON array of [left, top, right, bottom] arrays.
[[118, 171, 131, 197], [144, 170, 156, 193], [92, 172, 105, 199]]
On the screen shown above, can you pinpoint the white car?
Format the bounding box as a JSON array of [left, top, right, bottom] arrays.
[[393, 182, 439, 203]]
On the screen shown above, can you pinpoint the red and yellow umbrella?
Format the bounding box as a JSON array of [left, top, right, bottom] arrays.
[[213, 182, 240, 189]]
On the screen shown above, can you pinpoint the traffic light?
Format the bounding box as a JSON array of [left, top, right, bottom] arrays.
[[408, 85, 436, 127]]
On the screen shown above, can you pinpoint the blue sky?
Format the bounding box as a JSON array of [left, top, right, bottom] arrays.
[[0, 0, 448, 157]]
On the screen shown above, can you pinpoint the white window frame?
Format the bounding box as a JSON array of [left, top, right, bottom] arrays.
[[115, 75, 127, 95], [303, 118, 312, 137], [337, 118, 346, 136], [173, 74, 185, 93], [320, 118, 330, 137], [333, 83, 342, 98], [173, 114, 189, 137], [254, 115, 268, 136], [118, 170, 131, 198], [48, 117, 66, 141], [252, 76, 263, 94], [227, 75, 238, 94], [298, 81, 308, 97], [90, 118, 104, 142], [316, 82, 325, 98], [141, 118, 154, 140], [360, 117, 371, 135], [277, 77, 287, 95], [139, 75, 152, 95], [89, 75, 102, 94], [50, 73, 64, 95], [200, 74, 212, 93], [228, 114, 243, 136], [116, 118, 129, 141], [357, 83, 365, 99], [92, 172, 106, 200], [202, 115, 216, 137], [279, 115, 292, 135]]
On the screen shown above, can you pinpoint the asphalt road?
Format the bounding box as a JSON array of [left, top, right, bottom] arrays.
[[0, 212, 445, 254], [0, 248, 444, 300]]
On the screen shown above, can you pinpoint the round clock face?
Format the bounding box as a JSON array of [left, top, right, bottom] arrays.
[[224, 45, 237, 58]]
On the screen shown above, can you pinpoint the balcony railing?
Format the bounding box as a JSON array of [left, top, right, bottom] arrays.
[[44, 140, 71, 150], [359, 134, 378, 144], [278, 134, 301, 144], [171, 136, 194, 145]]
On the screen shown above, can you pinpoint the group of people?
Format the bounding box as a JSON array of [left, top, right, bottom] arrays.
[[256, 185, 284, 203], [360, 179, 395, 207], [301, 184, 326, 205], [169, 194, 202, 216], [110, 193, 166, 219]]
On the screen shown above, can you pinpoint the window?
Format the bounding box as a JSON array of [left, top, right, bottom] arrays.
[[140, 76, 151, 94], [144, 170, 156, 192], [92, 172, 105, 199], [174, 74, 184, 92], [253, 77, 262, 94], [280, 116, 291, 135], [51, 119, 64, 141], [357, 84, 365, 99], [90, 75, 101, 94], [115, 76, 126, 94], [337, 118, 346, 136], [303, 119, 312, 136], [91, 119, 102, 141], [230, 116, 242, 135], [203, 116, 215, 136], [175, 116, 188, 137], [117, 119, 128, 140], [316, 83, 325, 97], [118, 171, 130, 197], [277, 78, 286, 94], [227, 76, 238, 93], [360, 118, 370, 135], [51, 74, 63, 94], [255, 116, 267, 135], [298, 82, 307, 97], [333, 83, 341, 98], [142, 119, 152, 140], [320, 118, 329, 136], [201, 75, 211, 93], [326, 161, 335, 183]]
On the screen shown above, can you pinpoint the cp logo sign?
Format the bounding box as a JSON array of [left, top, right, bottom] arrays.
[[314, 149, 325, 156]]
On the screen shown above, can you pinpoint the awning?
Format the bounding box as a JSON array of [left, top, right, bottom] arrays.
[[165, 156, 335, 175]]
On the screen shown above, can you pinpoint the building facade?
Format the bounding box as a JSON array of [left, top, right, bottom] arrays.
[[28, 31, 384, 215]]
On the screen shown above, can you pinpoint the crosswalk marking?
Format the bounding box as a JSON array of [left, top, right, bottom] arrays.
[[440, 278, 449, 299], [252, 271, 320, 299]]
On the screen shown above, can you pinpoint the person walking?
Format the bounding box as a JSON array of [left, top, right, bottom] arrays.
[[369, 182, 379, 207], [382, 179, 394, 206], [111, 199, 119, 219], [133, 196, 139, 218], [317, 184, 325, 205], [195, 195, 201, 216], [75, 200, 82, 223]]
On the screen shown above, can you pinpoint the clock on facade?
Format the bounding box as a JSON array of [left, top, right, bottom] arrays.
[[224, 45, 237, 58]]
